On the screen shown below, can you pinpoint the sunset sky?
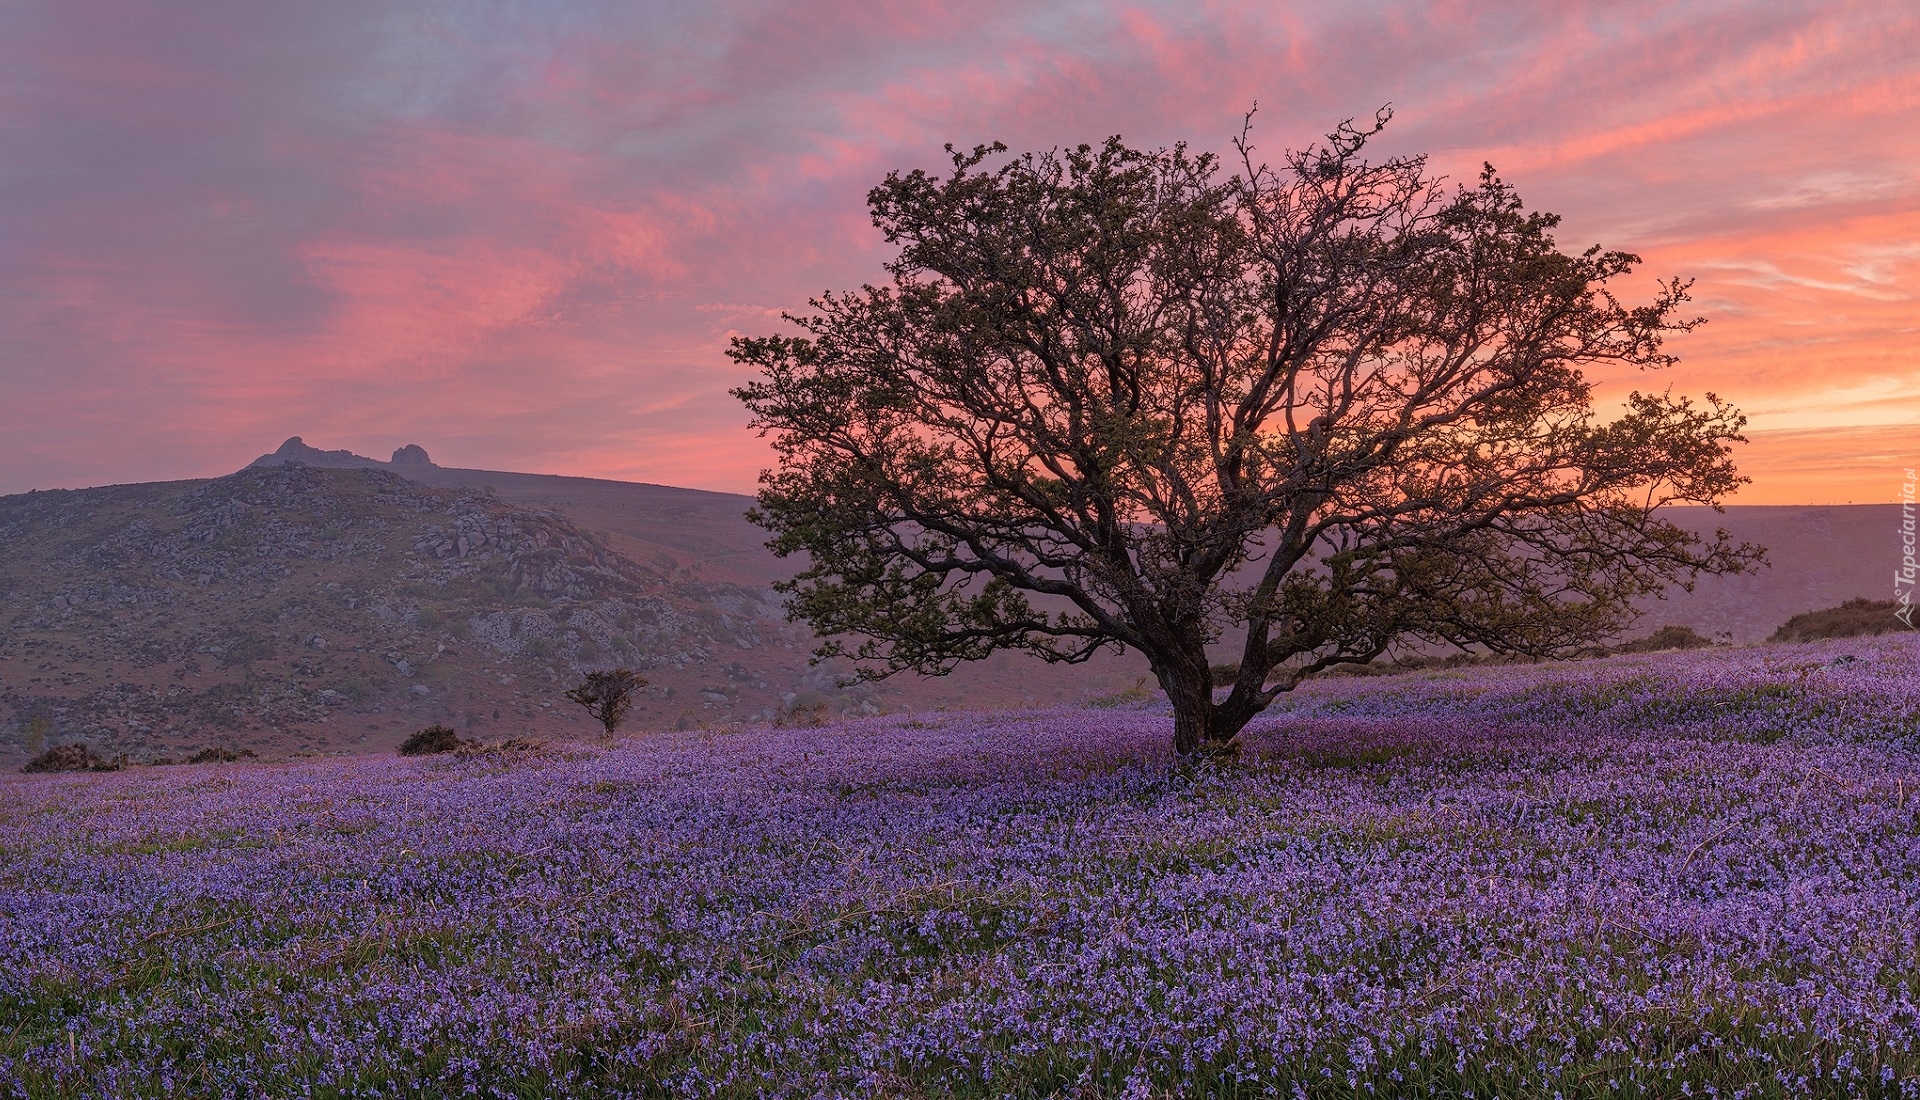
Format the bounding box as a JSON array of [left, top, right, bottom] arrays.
[[1, 1, 1914, 504]]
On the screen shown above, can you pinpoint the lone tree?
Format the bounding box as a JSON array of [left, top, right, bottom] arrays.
[[731, 111, 1761, 760], [566, 669, 646, 737]]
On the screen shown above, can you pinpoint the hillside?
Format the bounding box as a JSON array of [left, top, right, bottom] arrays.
[[251, 436, 791, 586], [0, 464, 798, 761], [0, 458, 1145, 763], [2, 438, 1906, 763], [253, 437, 1912, 646]]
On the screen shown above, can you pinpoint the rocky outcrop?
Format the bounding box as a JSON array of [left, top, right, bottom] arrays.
[[250, 437, 436, 471], [250, 437, 387, 470]]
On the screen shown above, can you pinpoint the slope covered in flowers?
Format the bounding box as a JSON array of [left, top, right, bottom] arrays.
[[3, 635, 1919, 1098]]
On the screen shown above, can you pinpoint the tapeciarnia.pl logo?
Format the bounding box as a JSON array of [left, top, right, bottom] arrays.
[[1898, 467, 1916, 628]]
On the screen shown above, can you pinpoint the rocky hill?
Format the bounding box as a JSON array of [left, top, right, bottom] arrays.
[[0, 464, 838, 762], [252, 436, 792, 587], [3, 439, 1908, 764], [0, 459, 1147, 763], [251, 438, 1913, 642]]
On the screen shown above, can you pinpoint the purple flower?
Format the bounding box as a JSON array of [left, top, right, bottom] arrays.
[[2, 634, 1917, 1096]]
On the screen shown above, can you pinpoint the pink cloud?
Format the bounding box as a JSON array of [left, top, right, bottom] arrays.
[[0, 0, 1914, 504]]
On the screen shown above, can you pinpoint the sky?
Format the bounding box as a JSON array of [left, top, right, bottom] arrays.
[[1, 1, 1915, 504]]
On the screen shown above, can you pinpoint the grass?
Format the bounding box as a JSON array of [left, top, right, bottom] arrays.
[[2, 635, 1919, 1096]]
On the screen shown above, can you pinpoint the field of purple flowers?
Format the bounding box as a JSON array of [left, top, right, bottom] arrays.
[[4, 634, 1920, 1098]]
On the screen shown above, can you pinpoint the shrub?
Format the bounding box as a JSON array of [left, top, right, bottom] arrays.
[[1770, 598, 1911, 643], [774, 701, 830, 728], [21, 743, 118, 773], [186, 746, 258, 764], [1612, 625, 1717, 654], [1088, 678, 1155, 708], [452, 737, 552, 762], [217, 631, 276, 668], [398, 724, 465, 756]]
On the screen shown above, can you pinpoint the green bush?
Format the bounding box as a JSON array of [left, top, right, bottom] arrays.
[[187, 746, 258, 764], [398, 724, 465, 756], [1770, 598, 1911, 643], [1612, 625, 1717, 654], [774, 701, 830, 728], [21, 743, 118, 773]]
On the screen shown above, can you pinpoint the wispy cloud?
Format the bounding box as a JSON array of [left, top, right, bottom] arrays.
[[1, 0, 1914, 502]]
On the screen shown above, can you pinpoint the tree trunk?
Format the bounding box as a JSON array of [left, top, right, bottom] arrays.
[[1171, 699, 1206, 758], [1159, 662, 1229, 761]]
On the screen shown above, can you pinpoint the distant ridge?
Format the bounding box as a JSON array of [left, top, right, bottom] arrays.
[[0, 455, 1148, 763], [242, 437, 791, 587], [242, 436, 1910, 645], [2, 435, 1910, 764]]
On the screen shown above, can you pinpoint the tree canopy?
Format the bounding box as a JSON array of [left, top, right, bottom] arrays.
[[566, 669, 645, 737], [731, 111, 1761, 758]]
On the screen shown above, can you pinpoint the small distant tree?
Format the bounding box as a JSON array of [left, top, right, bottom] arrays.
[[731, 110, 1764, 761], [566, 669, 646, 736]]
